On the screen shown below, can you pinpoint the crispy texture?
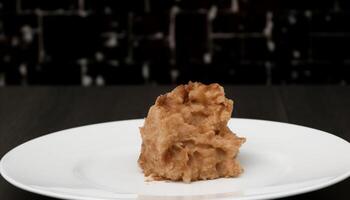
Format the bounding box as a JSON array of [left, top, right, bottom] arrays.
[[138, 82, 245, 182]]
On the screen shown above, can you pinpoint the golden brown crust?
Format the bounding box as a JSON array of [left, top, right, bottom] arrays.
[[138, 82, 245, 182]]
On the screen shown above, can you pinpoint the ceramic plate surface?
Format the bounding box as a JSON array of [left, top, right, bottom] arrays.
[[1, 118, 350, 200]]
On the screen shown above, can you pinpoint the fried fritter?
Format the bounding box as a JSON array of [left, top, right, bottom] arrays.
[[138, 82, 245, 182]]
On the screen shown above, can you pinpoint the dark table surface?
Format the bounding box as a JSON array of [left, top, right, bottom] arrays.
[[0, 86, 349, 199]]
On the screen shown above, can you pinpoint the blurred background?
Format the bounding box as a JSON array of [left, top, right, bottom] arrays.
[[0, 0, 349, 86]]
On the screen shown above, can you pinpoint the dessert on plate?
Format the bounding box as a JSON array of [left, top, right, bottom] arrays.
[[138, 82, 245, 182]]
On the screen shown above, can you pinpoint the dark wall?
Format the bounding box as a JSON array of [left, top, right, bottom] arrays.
[[0, 0, 349, 86]]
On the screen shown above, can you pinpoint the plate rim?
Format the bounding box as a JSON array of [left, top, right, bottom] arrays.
[[1, 118, 350, 200]]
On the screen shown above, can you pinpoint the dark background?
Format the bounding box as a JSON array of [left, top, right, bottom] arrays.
[[0, 0, 350, 86]]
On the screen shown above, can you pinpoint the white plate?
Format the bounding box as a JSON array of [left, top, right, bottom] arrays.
[[1, 118, 350, 200]]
